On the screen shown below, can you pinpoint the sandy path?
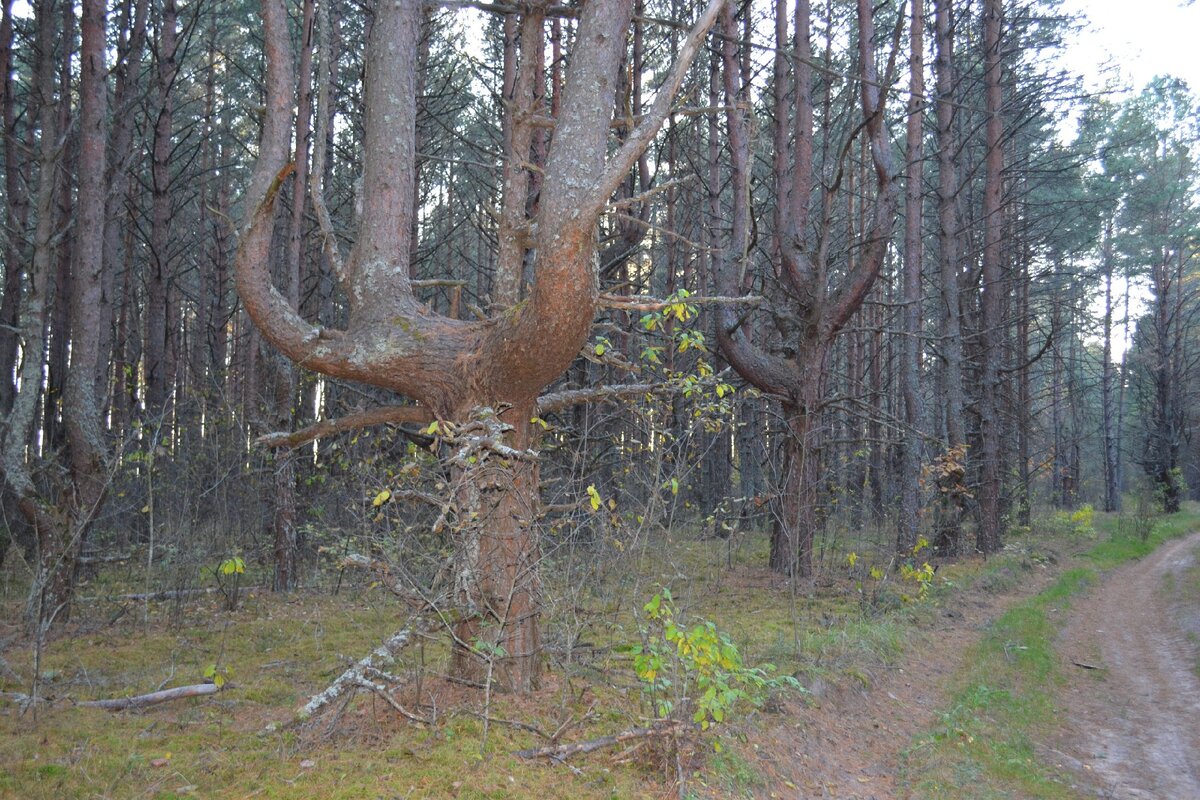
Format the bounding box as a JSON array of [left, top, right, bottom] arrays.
[[735, 562, 1062, 800], [1057, 532, 1200, 799]]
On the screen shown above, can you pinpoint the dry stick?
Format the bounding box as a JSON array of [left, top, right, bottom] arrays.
[[516, 720, 681, 761], [78, 682, 223, 711], [352, 677, 431, 725], [80, 586, 265, 603]]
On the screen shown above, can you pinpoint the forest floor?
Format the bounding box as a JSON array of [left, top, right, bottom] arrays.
[[0, 507, 1197, 799]]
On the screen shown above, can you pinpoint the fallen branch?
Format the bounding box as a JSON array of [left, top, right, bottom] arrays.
[[80, 586, 265, 603], [516, 720, 681, 761], [78, 682, 222, 711], [463, 710, 550, 739], [294, 619, 432, 722], [0, 691, 45, 710], [1072, 660, 1103, 670]]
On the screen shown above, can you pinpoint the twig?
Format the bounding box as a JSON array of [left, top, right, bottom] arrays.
[[463, 710, 550, 739], [353, 677, 432, 725], [597, 293, 763, 312]]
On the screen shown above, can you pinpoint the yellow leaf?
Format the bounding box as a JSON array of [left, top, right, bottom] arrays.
[[372, 489, 392, 507]]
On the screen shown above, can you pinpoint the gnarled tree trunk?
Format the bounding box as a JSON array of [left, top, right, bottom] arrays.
[[238, 0, 723, 692]]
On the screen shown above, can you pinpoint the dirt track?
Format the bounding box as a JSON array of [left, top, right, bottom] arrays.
[[1058, 531, 1200, 799]]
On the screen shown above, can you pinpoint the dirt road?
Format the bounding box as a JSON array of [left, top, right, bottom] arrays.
[[1058, 531, 1200, 799]]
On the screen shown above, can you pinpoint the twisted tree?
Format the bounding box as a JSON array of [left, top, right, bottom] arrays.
[[237, 0, 722, 692], [715, 0, 899, 576]]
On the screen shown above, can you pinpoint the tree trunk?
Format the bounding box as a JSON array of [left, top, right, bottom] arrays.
[[146, 0, 177, 425], [933, 0, 966, 555], [0, 0, 21, 418], [977, 0, 1005, 555], [449, 406, 542, 692], [897, 0, 924, 555], [1101, 218, 1121, 511]]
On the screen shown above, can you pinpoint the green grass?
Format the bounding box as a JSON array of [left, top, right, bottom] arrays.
[[902, 503, 1200, 798]]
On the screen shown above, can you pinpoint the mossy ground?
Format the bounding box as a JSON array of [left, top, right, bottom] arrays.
[[2, 505, 1174, 799]]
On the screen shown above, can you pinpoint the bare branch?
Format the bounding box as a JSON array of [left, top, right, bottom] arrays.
[[589, 0, 725, 217], [516, 720, 682, 761], [256, 405, 434, 449], [598, 293, 762, 312], [535, 382, 669, 415]]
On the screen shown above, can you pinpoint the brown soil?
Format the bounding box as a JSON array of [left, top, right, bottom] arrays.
[[726, 556, 1062, 800], [1054, 532, 1200, 799]]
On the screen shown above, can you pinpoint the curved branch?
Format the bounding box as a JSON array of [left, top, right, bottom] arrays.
[[715, 3, 799, 399], [235, 0, 366, 380]]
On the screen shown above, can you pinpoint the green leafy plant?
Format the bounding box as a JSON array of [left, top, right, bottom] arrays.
[[209, 554, 245, 611], [626, 588, 801, 731], [203, 662, 231, 689]]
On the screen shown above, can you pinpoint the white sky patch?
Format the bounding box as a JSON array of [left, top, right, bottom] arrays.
[[1058, 0, 1200, 95]]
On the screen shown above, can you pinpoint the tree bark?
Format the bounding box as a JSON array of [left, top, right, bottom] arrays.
[[146, 0, 178, 425]]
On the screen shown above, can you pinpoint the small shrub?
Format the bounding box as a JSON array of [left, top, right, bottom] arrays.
[[626, 588, 801, 730]]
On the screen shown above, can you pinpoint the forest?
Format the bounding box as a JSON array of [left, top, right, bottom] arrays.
[[1, 0, 1199, 797]]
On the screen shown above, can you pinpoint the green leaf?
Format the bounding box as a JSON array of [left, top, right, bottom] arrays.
[[586, 484, 602, 511]]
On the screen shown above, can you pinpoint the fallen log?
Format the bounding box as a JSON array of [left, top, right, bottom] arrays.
[[78, 682, 223, 711], [516, 720, 680, 761]]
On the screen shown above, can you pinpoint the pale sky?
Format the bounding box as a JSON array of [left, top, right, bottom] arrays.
[[1058, 0, 1200, 95]]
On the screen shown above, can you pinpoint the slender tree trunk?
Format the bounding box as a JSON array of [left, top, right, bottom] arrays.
[[0, 0, 21, 418], [933, 0, 966, 555], [11, 0, 64, 629], [60, 0, 110, 610], [897, 0, 925, 555], [1101, 218, 1121, 511], [98, 0, 148, 416], [976, 0, 1005, 554], [146, 0, 177, 426]]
